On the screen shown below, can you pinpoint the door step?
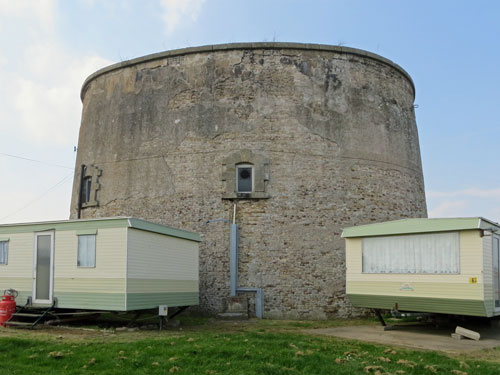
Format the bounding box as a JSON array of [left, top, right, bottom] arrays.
[[4, 321, 35, 327], [10, 313, 43, 318], [4, 301, 56, 329]]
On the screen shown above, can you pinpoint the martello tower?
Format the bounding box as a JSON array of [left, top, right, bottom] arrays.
[[70, 43, 427, 319]]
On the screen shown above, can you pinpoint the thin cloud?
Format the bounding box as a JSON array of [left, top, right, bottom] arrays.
[[427, 188, 500, 199], [0, 0, 57, 34], [160, 0, 206, 35], [428, 200, 468, 218], [12, 50, 111, 145], [426, 187, 500, 222], [0, 0, 112, 224], [0, 2, 113, 145], [79, 0, 97, 7]]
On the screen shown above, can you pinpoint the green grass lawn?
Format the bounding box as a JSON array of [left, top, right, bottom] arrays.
[[0, 318, 498, 375]]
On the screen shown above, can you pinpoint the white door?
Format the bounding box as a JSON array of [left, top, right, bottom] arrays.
[[493, 236, 500, 312], [33, 232, 54, 304]]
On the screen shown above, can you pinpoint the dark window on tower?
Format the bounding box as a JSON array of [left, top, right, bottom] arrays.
[[81, 176, 92, 203], [236, 164, 253, 193]]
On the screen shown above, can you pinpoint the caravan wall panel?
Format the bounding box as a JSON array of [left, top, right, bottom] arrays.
[[346, 230, 487, 316], [0, 232, 33, 305], [127, 228, 199, 310], [482, 233, 494, 316], [53, 227, 127, 310]]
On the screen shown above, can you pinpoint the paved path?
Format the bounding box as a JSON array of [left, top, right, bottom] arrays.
[[306, 324, 500, 353]]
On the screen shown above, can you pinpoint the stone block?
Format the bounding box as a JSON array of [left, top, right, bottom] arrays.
[[224, 296, 249, 315]]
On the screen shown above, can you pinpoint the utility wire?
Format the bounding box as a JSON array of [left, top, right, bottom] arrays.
[[0, 173, 74, 222], [0, 152, 74, 170]]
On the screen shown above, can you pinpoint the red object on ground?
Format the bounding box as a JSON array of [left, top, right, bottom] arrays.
[[0, 292, 16, 325]]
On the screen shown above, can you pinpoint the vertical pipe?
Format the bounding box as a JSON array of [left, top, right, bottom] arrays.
[[229, 202, 264, 318], [230, 203, 238, 296], [229, 223, 238, 297], [255, 288, 263, 319]]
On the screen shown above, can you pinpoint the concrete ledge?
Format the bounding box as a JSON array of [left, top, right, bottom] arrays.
[[222, 192, 270, 200], [81, 42, 415, 101], [216, 312, 248, 320]]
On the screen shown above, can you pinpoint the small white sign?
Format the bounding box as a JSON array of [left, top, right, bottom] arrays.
[[158, 305, 169, 316]]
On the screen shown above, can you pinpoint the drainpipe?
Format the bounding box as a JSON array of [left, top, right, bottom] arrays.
[[229, 221, 238, 297], [206, 203, 264, 319], [231, 203, 264, 319], [237, 287, 263, 319]]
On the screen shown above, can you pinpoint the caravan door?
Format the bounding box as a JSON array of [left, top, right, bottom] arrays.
[[33, 232, 54, 304]]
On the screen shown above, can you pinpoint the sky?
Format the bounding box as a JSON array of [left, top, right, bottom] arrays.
[[0, 0, 499, 224]]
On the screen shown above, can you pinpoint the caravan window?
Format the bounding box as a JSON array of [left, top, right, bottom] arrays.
[[0, 241, 8, 265], [362, 232, 460, 274], [78, 235, 96, 268]]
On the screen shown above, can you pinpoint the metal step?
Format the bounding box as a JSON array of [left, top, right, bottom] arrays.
[[49, 311, 101, 316], [4, 321, 35, 327], [11, 313, 43, 318], [5, 300, 56, 329]]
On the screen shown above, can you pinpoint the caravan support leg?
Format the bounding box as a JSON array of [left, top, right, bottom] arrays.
[[374, 309, 386, 327]]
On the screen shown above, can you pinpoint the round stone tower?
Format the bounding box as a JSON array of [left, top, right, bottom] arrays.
[[70, 42, 427, 319]]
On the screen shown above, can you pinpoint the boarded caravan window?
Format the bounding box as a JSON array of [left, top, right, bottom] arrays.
[[0, 241, 8, 265], [362, 232, 460, 274], [78, 235, 96, 268]]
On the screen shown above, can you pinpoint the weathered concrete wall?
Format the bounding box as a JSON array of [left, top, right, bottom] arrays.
[[71, 43, 427, 319]]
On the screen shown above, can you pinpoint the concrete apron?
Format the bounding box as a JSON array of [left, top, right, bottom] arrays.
[[306, 325, 500, 353]]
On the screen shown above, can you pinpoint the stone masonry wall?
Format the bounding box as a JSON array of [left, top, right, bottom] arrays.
[[71, 43, 427, 319]]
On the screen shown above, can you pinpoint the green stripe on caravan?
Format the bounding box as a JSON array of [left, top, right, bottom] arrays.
[[347, 294, 488, 317], [127, 292, 199, 310]]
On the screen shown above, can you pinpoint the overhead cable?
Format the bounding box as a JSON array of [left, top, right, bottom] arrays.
[[0, 152, 74, 170], [0, 173, 74, 222]]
